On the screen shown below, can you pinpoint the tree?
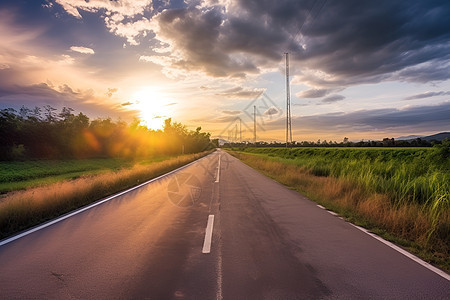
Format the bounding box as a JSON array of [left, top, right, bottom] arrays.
[[59, 107, 74, 121], [0, 106, 214, 160], [19, 106, 31, 119], [43, 105, 57, 122], [30, 106, 42, 121], [0, 109, 20, 159], [383, 138, 395, 146]]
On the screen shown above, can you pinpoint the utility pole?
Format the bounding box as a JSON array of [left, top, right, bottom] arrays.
[[285, 52, 292, 147], [253, 105, 256, 145]]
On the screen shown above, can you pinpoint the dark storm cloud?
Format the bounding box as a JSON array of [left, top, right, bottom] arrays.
[[269, 101, 450, 133], [404, 91, 450, 100], [156, 6, 259, 77], [395, 61, 450, 83], [221, 15, 292, 61], [46, 0, 450, 84], [289, 0, 450, 85], [152, 1, 310, 77], [152, 0, 450, 84]]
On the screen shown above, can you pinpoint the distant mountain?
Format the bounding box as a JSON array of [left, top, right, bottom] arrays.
[[396, 134, 423, 140], [396, 132, 450, 141], [421, 132, 450, 141]]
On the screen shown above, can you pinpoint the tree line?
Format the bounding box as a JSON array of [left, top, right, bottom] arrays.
[[1, 106, 217, 160], [223, 137, 442, 148]]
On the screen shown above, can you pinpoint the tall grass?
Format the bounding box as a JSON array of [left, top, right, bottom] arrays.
[[229, 147, 449, 271], [0, 151, 212, 239], [240, 147, 448, 207]]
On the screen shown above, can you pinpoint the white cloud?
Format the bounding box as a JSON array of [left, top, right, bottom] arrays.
[[55, 0, 152, 18], [70, 46, 95, 54], [107, 17, 153, 45], [58, 54, 75, 65], [56, 1, 155, 46], [139, 55, 171, 65], [55, 0, 82, 18]]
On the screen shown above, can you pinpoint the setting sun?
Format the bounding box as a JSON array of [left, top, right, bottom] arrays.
[[131, 87, 173, 130]]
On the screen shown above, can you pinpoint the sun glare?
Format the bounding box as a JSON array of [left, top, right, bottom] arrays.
[[132, 87, 173, 130]]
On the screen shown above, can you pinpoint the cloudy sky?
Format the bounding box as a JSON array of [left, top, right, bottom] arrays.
[[0, 0, 449, 142]]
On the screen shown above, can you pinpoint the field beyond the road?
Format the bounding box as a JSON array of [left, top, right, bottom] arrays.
[[0, 157, 171, 194], [228, 146, 449, 272]]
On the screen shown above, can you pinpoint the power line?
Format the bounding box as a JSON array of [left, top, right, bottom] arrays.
[[290, 0, 328, 46]]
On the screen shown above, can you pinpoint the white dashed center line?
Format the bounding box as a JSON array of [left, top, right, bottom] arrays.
[[215, 155, 221, 183], [202, 214, 215, 254]]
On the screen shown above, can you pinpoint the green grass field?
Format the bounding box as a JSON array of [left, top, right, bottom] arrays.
[[0, 151, 213, 240], [228, 146, 449, 271], [237, 147, 448, 206], [0, 157, 172, 194]]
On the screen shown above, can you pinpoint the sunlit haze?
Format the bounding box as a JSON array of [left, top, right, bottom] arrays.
[[131, 87, 174, 130], [0, 0, 449, 141]]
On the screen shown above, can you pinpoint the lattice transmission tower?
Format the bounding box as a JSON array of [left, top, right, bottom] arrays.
[[285, 52, 292, 147]]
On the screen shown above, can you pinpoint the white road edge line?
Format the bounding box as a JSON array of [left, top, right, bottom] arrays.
[[317, 203, 449, 281], [349, 224, 450, 281], [202, 215, 215, 254], [0, 153, 214, 248], [215, 155, 221, 183]]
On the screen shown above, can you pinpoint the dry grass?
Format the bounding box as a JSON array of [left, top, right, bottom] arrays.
[[229, 151, 449, 271], [0, 151, 212, 239]]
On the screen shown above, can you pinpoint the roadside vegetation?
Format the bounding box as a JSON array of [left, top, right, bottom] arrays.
[[0, 106, 217, 239], [1, 106, 217, 160], [227, 142, 449, 271], [0, 151, 213, 240], [0, 158, 138, 194]]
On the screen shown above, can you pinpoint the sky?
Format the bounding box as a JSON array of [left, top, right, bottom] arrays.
[[0, 0, 449, 142]]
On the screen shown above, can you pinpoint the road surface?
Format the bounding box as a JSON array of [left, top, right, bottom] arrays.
[[0, 150, 449, 299]]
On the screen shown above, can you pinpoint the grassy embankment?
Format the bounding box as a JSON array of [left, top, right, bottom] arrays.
[[0, 157, 174, 194], [0, 150, 213, 239], [1, 158, 134, 194], [227, 146, 449, 272]]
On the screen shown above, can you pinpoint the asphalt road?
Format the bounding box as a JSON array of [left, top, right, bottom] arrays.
[[0, 150, 449, 299]]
